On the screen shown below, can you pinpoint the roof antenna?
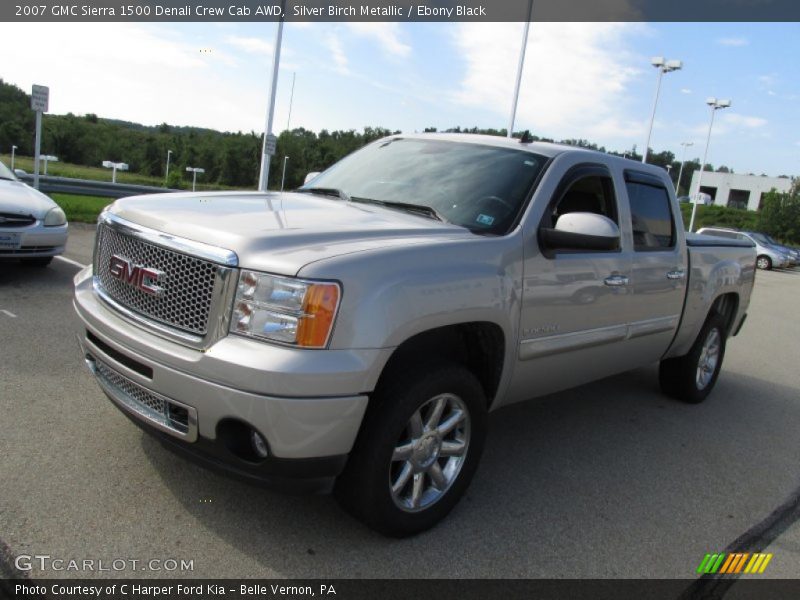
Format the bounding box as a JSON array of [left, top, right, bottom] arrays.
[[519, 130, 534, 144]]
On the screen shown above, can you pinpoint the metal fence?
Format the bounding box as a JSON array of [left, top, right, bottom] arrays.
[[17, 174, 177, 199]]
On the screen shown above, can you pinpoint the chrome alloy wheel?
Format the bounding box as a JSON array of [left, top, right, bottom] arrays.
[[696, 327, 721, 390], [389, 393, 471, 513]]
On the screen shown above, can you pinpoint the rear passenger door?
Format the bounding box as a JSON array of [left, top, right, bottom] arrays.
[[624, 170, 688, 363]]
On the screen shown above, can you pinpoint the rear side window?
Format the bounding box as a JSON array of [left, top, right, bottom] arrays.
[[626, 181, 675, 251], [702, 229, 737, 239]]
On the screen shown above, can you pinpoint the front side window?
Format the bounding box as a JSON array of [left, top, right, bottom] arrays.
[[304, 138, 547, 234], [626, 181, 675, 251], [546, 174, 618, 228]]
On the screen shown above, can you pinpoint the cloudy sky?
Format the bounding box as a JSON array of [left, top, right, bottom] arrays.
[[0, 21, 798, 176]]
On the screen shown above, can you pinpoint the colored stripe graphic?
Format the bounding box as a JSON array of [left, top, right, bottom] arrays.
[[698, 552, 773, 575]]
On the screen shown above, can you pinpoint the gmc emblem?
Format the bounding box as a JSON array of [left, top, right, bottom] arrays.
[[109, 254, 165, 296]]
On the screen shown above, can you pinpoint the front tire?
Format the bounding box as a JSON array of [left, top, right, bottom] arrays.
[[756, 255, 772, 270], [659, 312, 727, 403], [334, 363, 487, 537]]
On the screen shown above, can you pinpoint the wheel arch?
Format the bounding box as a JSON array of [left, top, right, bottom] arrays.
[[373, 322, 506, 409]]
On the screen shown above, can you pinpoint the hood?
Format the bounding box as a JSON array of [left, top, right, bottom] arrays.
[[0, 179, 58, 217], [109, 191, 472, 275]]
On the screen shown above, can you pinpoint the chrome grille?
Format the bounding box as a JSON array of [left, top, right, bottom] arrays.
[[91, 357, 196, 440], [95, 223, 218, 335], [96, 360, 165, 415]]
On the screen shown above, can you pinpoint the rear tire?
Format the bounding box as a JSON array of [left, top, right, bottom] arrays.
[[23, 257, 53, 267], [659, 312, 727, 404], [756, 255, 772, 270], [334, 362, 487, 537]]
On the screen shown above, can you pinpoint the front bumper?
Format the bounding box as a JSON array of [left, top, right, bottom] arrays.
[[0, 222, 67, 258], [74, 265, 389, 485]]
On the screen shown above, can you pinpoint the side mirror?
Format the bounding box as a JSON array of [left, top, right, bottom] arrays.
[[14, 169, 27, 177], [304, 172, 321, 185], [540, 212, 620, 252]]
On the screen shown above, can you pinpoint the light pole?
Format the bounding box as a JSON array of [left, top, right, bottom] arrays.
[[165, 149, 173, 186], [11, 145, 17, 171], [642, 56, 682, 164], [281, 156, 289, 191], [102, 160, 128, 183], [688, 98, 731, 232], [186, 166, 205, 192], [40, 155, 58, 175], [258, 0, 287, 191], [507, 0, 534, 138], [675, 141, 694, 193]]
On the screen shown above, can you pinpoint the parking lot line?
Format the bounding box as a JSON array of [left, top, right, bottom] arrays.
[[55, 255, 89, 269]]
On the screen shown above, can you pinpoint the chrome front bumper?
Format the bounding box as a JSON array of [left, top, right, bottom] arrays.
[[74, 265, 387, 460]]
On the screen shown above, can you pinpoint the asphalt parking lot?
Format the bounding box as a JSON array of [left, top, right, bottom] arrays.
[[2, 225, 800, 581]]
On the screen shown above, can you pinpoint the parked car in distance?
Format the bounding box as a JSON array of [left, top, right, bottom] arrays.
[[761, 233, 800, 267], [697, 227, 790, 270], [75, 134, 756, 536], [0, 160, 68, 266]]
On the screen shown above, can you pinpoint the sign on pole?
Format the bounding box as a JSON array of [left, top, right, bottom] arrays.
[[264, 134, 278, 156], [31, 85, 49, 112], [31, 84, 49, 190]]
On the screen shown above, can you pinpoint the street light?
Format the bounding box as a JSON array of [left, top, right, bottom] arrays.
[[186, 166, 205, 192], [165, 149, 173, 186], [102, 160, 128, 183], [642, 56, 682, 164], [11, 145, 17, 171], [280, 156, 289, 191], [675, 141, 694, 193], [40, 154, 58, 175], [688, 98, 731, 232]]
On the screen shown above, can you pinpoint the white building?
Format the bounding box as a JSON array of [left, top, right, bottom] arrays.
[[689, 171, 793, 211]]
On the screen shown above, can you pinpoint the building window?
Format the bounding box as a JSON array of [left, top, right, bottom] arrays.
[[727, 189, 749, 210]]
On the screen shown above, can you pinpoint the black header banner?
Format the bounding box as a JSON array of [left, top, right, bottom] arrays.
[[3, 0, 800, 22]]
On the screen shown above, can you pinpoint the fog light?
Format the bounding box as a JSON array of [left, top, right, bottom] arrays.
[[250, 430, 269, 458]]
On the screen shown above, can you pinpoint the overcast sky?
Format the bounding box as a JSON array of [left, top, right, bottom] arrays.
[[0, 21, 798, 176]]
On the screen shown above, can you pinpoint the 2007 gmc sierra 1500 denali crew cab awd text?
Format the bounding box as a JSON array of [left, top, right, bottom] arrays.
[[73, 134, 756, 536]]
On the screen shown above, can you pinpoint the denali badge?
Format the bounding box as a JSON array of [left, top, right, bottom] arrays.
[[109, 254, 165, 296]]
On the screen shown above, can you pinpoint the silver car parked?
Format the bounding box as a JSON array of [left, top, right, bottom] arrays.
[[0, 160, 68, 266], [697, 227, 789, 270]]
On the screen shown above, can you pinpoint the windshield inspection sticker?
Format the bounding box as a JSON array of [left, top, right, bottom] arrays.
[[476, 214, 495, 226]]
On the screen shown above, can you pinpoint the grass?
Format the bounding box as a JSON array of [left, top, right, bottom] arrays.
[[49, 193, 112, 223], [679, 202, 760, 232]]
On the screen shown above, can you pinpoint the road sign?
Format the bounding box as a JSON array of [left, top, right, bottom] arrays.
[[264, 134, 278, 156], [31, 85, 49, 112]]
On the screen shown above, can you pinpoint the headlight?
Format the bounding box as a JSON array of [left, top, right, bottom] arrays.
[[230, 270, 340, 348], [44, 206, 67, 227]]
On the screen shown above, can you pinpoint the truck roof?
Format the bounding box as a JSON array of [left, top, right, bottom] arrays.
[[393, 132, 669, 177]]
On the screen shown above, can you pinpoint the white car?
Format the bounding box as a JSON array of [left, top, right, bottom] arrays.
[[0, 160, 68, 267]]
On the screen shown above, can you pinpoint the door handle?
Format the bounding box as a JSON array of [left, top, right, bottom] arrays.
[[604, 275, 629, 287], [666, 270, 685, 280]]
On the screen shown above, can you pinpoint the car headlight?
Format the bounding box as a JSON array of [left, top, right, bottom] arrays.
[[230, 270, 341, 348], [44, 206, 67, 227]]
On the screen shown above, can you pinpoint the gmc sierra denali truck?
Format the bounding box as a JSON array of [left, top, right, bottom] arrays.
[[73, 134, 756, 536]]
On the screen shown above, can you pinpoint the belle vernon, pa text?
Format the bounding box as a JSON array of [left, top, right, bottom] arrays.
[[17, 584, 338, 597]]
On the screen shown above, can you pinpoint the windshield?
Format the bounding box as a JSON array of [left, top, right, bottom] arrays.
[[303, 138, 547, 234], [0, 160, 17, 181], [749, 232, 771, 245]]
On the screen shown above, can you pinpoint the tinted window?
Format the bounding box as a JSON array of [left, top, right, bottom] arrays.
[[626, 182, 675, 251], [549, 175, 617, 227], [306, 138, 546, 234]]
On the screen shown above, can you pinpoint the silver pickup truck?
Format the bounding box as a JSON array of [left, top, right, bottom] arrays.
[[73, 134, 756, 536]]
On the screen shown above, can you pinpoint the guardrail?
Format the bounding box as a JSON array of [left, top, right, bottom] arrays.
[[16, 174, 177, 199]]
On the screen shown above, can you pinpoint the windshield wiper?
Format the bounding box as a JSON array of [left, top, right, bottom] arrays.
[[350, 197, 449, 223], [295, 187, 351, 202], [0, 176, 15, 181]]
